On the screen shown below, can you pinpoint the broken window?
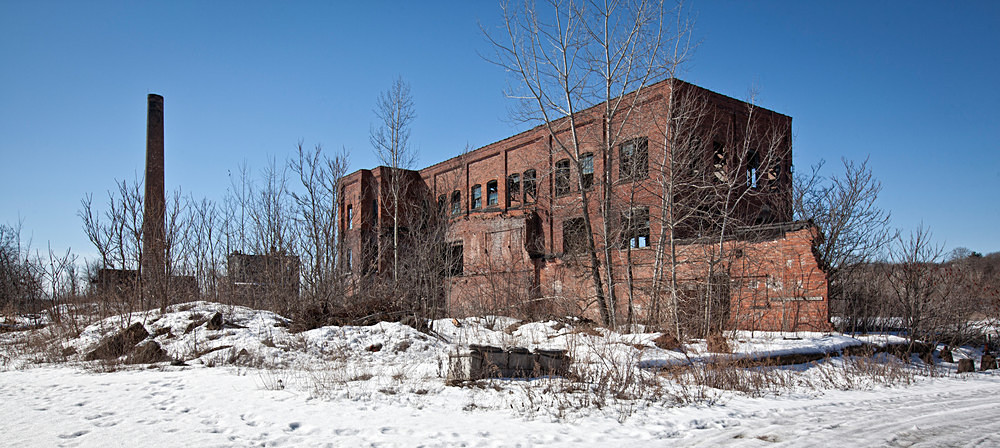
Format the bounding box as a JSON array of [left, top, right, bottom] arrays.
[[619, 137, 649, 181], [555, 159, 571, 196], [471, 184, 482, 210], [446, 243, 464, 276], [686, 138, 704, 178], [523, 169, 537, 203], [712, 141, 727, 183], [580, 153, 594, 189], [486, 180, 498, 206], [562, 217, 588, 255], [346, 204, 353, 230], [450, 190, 461, 215], [507, 173, 520, 206], [747, 149, 760, 189], [621, 207, 650, 249]]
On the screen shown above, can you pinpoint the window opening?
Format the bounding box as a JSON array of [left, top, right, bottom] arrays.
[[747, 150, 760, 189], [580, 153, 594, 189], [447, 243, 464, 276], [450, 190, 461, 215], [346, 204, 353, 230], [507, 173, 520, 205], [562, 217, 588, 255], [712, 141, 727, 183], [471, 184, 482, 210], [619, 137, 649, 181], [621, 207, 651, 248], [523, 169, 537, 203], [486, 180, 498, 206], [555, 159, 571, 196]]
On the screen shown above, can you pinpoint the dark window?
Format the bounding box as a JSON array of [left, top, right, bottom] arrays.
[[619, 137, 648, 181], [486, 180, 498, 206], [621, 207, 650, 249], [747, 150, 760, 189], [580, 153, 594, 189], [346, 204, 353, 230], [371, 199, 378, 225], [471, 184, 482, 210], [686, 138, 704, 178], [562, 217, 588, 255], [507, 173, 520, 205], [523, 169, 537, 203], [450, 190, 461, 215], [447, 243, 464, 276], [555, 159, 571, 196], [346, 248, 353, 271], [437, 194, 446, 213]]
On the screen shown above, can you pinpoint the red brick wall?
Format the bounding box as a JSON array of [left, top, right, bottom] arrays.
[[338, 78, 827, 331]]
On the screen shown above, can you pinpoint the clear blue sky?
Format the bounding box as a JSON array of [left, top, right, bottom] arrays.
[[2, 1, 998, 263]]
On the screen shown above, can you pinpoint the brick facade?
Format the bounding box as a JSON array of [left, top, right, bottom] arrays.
[[339, 79, 831, 332]]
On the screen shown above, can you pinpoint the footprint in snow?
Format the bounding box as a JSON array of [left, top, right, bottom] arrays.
[[288, 422, 301, 431], [58, 430, 89, 439]]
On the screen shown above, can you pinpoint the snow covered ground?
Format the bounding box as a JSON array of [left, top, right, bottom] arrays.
[[2, 301, 999, 447]]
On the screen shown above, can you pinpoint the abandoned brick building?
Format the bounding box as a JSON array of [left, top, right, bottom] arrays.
[[339, 79, 830, 332]]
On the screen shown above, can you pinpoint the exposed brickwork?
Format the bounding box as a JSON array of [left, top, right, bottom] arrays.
[[339, 79, 830, 331]]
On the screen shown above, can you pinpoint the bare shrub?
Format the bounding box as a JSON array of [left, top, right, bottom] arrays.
[[706, 332, 731, 353], [653, 333, 681, 351]]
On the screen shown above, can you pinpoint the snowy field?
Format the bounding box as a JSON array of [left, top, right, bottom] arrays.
[[2, 301, 999, 447]]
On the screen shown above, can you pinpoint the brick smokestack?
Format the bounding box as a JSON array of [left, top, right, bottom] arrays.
[[142, 93, 166, 309]]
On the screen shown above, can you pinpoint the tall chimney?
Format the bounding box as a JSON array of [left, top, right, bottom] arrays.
[[142, 94, 166, 309]]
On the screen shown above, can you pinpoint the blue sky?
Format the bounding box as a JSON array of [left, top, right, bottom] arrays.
[[2, 1, 998, 262]]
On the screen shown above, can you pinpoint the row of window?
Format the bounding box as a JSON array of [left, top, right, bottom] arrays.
[[440, 169, 539, 216], [562, 206, 651, 254], [439, 138, 649, 214], [345, 138, 651, 228]]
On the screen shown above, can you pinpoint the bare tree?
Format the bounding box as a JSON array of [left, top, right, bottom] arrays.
[[882, 225, 952, 351], [289, 142, 349, 304], [486, 0, 688, 327], [0, 222, 44, 313], [79, 175, 146, 313], [41, 242, 75, 322], [794, 157, 893, 332], [370, 77, 416, 283]]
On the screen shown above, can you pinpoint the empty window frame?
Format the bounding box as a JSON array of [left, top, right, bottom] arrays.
[[621, 207, 651, 249], [486, 180, 498, 206], [555, 159, 571, 196], [562, 217, 588, 255], [712, 141, 727, 183], [507, 173, 521, 205], [686, 138, 704, 178], [619, 137, 649, 181], [523, 169, 537, 203], [447, 243, 464, 276], [346, 204, 353, 230], [747, 149, 760, 189], [580, 153, 594, 189], [450, 190, 462, 215], [471, 184, 482, 210]]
